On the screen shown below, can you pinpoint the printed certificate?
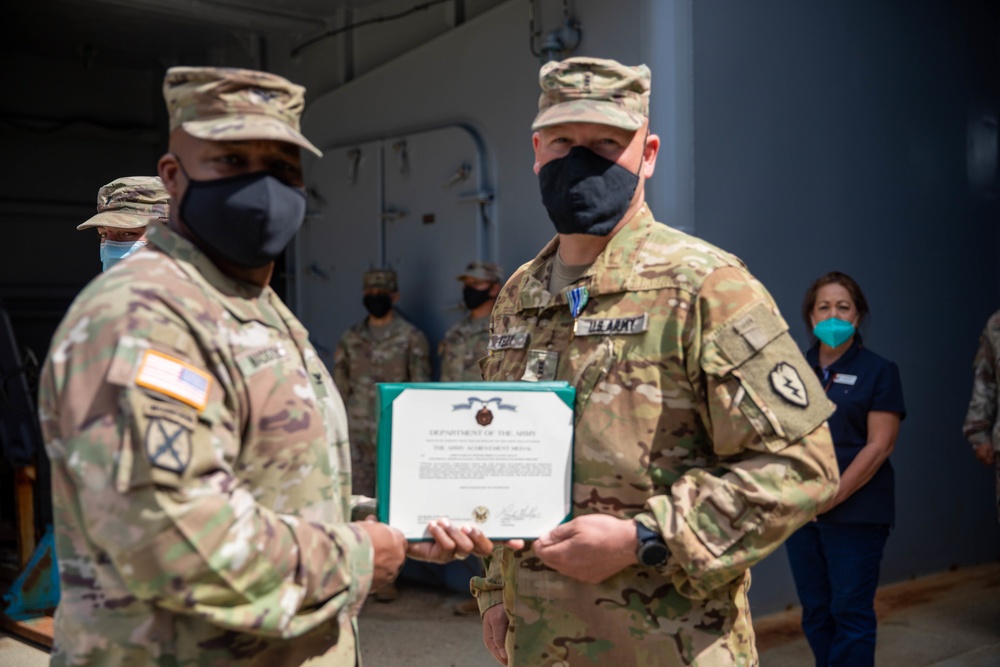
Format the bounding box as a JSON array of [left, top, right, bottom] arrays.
[[376, 382, 575, 540]]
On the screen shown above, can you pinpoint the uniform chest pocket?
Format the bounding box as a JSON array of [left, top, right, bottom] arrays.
[[569, 337, 617, 421], [236, 344, 320, 433]]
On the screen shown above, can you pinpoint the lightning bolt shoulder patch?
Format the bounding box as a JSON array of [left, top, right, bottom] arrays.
[[769, 362, 809, 407]]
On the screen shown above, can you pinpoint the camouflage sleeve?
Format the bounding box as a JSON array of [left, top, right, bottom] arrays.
[[42, 304, 373, 639], [963, 326, 997, 448], [410, 330, 431, 382], [332, 335, 350, 398], [644, 266, 839, 599], [469, 544, 506, 613]]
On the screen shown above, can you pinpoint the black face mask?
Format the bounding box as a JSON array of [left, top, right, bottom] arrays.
[[363, 294, 393, 318], [538, 145, 641, 236], [462, 285, 493, 310], [177, 161, 307, 269]]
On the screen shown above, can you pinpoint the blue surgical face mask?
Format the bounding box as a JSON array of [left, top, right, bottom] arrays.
[[812, 317, 856, 348], [100, 239, 147, 272]]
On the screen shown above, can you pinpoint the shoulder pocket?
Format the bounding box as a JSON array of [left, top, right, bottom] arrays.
[[710, 303, 787, 373], [706, 303, 833, 448]]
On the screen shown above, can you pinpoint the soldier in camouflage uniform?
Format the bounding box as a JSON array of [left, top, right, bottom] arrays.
[[76, 176, 170, 271], [439, 261, 504, 382], [963, 310, 1000, 521], [471, 57, 839, 667], [40, 66, 490, 667], [333, 269, 431, 497]]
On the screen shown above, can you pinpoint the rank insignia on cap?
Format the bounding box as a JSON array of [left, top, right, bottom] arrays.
[[145, 417, 192, 474], [769, 362, 809, 407], [135, 350, 212, 411]]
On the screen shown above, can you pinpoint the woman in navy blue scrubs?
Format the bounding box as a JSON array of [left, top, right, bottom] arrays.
[[785, 271, 905, 667]]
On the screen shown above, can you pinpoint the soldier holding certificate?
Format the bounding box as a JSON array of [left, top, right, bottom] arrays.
[[40, 65, 490, 666], [472, 57, 840, 666]]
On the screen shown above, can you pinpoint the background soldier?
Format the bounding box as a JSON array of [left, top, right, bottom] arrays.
[[439, 261, 503, 382], [40, 66, 489, 666], [963, 310, 1000, 521], [472, 57, 839, 666], [76, 175, 169, 271], [333, 268, 431, 498]]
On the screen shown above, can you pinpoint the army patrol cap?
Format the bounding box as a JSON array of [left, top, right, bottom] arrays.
[[77, 176, 170, 230], [532, 57, 651, 131], [363, 269, 398, 292], [456, 261, 503, 284], [163, 66, 322, 157]]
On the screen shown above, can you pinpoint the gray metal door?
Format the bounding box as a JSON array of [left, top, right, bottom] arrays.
[[294, 125, 492, 374]]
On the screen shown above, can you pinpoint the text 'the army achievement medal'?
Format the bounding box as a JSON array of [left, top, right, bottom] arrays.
[[476, 406, 494, 426]]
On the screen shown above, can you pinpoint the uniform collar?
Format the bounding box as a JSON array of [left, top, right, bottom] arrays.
[[515, 204, 658, 312], [360, 313, 407, 339], [146, 220, 291, 328]]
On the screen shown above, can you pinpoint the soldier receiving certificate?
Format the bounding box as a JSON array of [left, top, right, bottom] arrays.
[[376, 382, 575, 539]]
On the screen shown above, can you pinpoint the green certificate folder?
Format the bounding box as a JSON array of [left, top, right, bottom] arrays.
[[376, 381, 575, 540]]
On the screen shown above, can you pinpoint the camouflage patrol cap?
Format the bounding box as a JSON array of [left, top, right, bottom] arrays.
[[532, 57, 650, 131], [163, 66, 322, 157], [76, 176, 170, 230], [456, 261, 503, 284], [363, 269, 398, 292]]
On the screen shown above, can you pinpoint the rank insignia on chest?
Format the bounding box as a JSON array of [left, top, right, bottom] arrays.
[[522, 349, 559, 382], [310, 371, 329, 398], [568, 285, 589, 319]]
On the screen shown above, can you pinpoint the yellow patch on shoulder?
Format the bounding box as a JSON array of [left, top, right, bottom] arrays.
[[135, 349, 212, 412]]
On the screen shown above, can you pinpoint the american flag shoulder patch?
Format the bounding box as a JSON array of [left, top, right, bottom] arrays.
[[135, 350, 212, 412]]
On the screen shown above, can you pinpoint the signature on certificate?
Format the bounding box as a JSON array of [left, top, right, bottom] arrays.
[[499, 504, 542, 521]]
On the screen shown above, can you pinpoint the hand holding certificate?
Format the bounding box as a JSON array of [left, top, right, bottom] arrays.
[[376, 382, 575, 540]]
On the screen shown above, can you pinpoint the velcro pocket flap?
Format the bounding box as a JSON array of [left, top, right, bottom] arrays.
[[710, 302, 787, 374]]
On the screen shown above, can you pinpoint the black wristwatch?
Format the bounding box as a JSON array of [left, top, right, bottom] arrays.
[[635, 521, 669, 567]]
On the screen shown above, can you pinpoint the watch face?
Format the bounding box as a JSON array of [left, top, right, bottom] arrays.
[[638, 542, 669, 567]]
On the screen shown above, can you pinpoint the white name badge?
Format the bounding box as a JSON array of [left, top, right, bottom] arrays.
[[833, 373, 858, 385]]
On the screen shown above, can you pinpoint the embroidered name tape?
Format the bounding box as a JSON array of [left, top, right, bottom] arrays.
[[135, 350, 213, 412], [574, 313, 649, 336], [236, 344, 288, 377], [833, 373, 858, 386], [488, 332, 529, 351]]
